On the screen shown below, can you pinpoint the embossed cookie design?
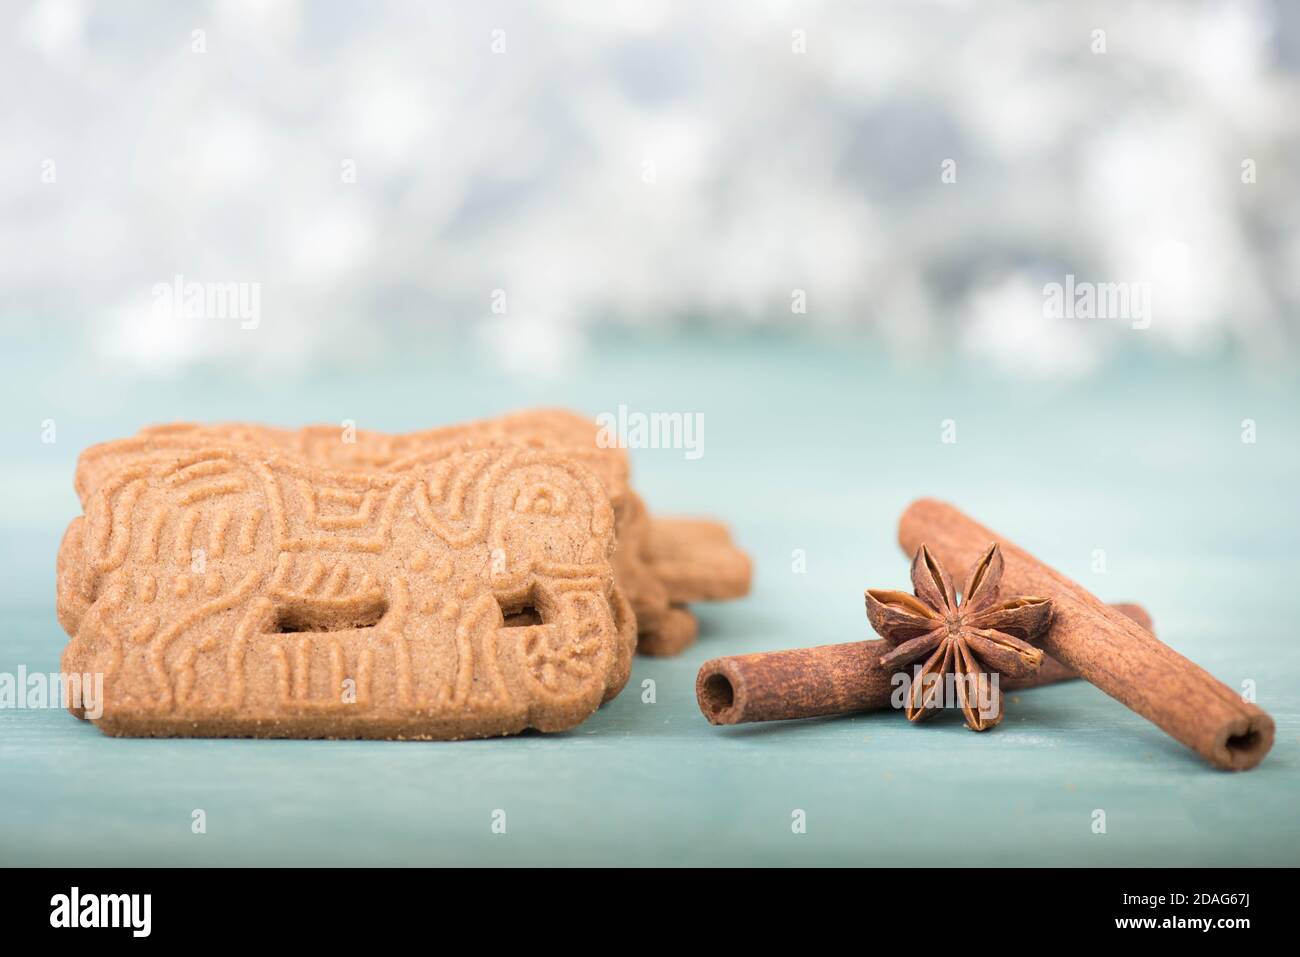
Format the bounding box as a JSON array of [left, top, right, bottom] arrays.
[[59, 445, 634, 739], [73, 409, 752, 657]]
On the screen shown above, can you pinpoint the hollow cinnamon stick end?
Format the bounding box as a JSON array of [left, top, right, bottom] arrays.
[[1216, 710, 1275, 772], [696, 659, 746, 725]]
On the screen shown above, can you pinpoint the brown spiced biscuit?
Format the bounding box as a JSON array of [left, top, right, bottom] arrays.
[[78, 412, 641, 612], [74, 410, 752, 656], [76, 410, 632, 506], [56, 515, 90, 637], [605, 490, 669, 626], [645, 517, 752, 603], [633, 605, 699, 657], [631, 516, 751, 656], [59, 443, 635, 739], [73, 412, 666, 646]]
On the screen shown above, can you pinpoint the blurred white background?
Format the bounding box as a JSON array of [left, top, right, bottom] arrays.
[[4, 0, 1298, 380]]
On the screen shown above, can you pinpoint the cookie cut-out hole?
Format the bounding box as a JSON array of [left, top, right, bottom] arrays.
[[274, 596, 387, 634], [495, 588, 548, 629], [501, 604, 543, 627]]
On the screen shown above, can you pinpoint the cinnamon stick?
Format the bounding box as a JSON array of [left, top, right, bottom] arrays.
[[898, 499, 1274, 770], [696, 602, 1152, 726]]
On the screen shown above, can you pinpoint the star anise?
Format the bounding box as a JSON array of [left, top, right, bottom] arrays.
[[865, 543, 1053, 731]]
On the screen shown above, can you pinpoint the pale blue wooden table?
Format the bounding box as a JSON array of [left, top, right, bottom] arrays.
[[2, 331, 1296, 865]]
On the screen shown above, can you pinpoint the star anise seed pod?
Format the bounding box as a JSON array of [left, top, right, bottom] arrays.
[[865, 543, 1053, 731]]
